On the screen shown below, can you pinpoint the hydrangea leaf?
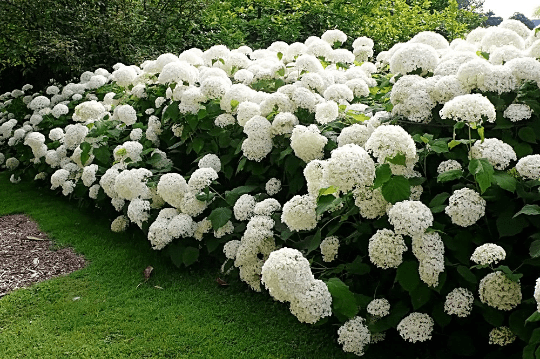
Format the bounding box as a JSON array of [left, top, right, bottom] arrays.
[[529, 240, 540, 258], [428, 138, 449, 153], [80, 142, 92, 166], [431, 303, 451, 328], [518, 127, 537, 144], [381, 176, 410, 204], [373, 163, 391, 189], [526, 312, 540, 323], [346, 256, 370, 276], [513, 204, 540, 218], [457, 265, 477, 284], [208, 207, 232, 231], [429, 192, 449, 208], [497, 211, 528, 237], [325, 277, 359, 320], [182, 246, 199, 267], [482, 305, 504, 327], [468, 158, 493, 193], [385, 153, 406, 166], [410, 284, 431, 310], [224, 185, 258, 206], [395, 261, 420, 292], [493, 172, 517, 193], [93, 145, 111, 166]]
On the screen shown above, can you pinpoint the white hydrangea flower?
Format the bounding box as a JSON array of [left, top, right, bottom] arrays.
[[367, 298, 391, 317], [28, 96, 51, 111], [214, 221, 234, 238], [157, 173, 189, 209], [364, 125, 417, 175], [197, 154, 221, 172], [470, 138, 516, 170], [504, 103, 532, 122], [288, 279, 332, 324], [505, 57, 540, 84], [320, 236, 339, 262], [51, 103, 69, 118], [61, 180, 75, 196], [271, 112, 299, 135], [114, 168, 152, 201], [113, 104, 137, 126], [89, 184, 100, 199], [99, 167, 120, 198], [112, 66, 137, 87], [489, 327, 516, 346], [410, 31, 449, 50], [337, 124, 371, 148], [445, 187, 486, 227], [233, 194, 256, 221], [471, 243, 506, 265], [148, 208, 179, 250], [337, 316, 371, 356], [388, 200, 433, 237], [389, 43, 439, 75], [50, 168, 69, 190], [479, 271, 522, 311], [456, 59, 491, 91], [167, 213, 195, 239], [281, 194, 318, 232], [368, 229, 407, 269], [321, 29, 347, 44], [129, 128, 143, 141], [412, 232, 445, 287], [223, 240, 241, 260], [516, 155, 540, 180], [353, 186, 388, 219], [323, 144, 375, 193], [444, 287, 474, 317], [397, 312, 434, 343], [315, 101, 339, 124], [241, 137, 273, 162], [111, 215, 129, 233], [290, 124, 328, 163], [439, 94, 496, 126], [188, 168, 218, 192], [437, 159, 462, 174], [72, 100, 106, 122], [64, 124, 89, 150], [480, 27, 525, 52], [265, 178, 281, 196], [253, 198, 281, 216], [81, 164, 99, 187], [482, 65, 518, 94], [127, 198, 151, 229]]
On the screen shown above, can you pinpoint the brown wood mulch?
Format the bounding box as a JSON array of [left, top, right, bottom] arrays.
[[0, 214, 86, 298]]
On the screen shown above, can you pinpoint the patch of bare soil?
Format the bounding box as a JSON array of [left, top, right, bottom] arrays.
[[0, 214, 86, 297]]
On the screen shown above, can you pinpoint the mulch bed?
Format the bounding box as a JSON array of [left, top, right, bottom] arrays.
[[0, 214, 86, 297]]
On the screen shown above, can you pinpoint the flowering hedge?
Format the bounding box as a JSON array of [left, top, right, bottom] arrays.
[[2, 21, 540, 358]]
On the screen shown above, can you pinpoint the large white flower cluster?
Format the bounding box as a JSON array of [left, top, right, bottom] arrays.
[[323, 144, 375, 193], [388, 200, 433, 237], [367, 298, 391, 317], [281, 194, 318, 232], [479, 271, 522, 311], [445, 187, 486, 227], [470, 243, 506, 266], [364, 125, 417, 175], [290, 124, 328, 163], [412, 232, 445, 287], [337, 316, 371, 356], [516, 155, 540, 180], [397, 312, 434, 343], [439, 94, 496, 126], [444, 287, 474, 317], [470, 138, 516, 170], [368, 229, 407, 269]]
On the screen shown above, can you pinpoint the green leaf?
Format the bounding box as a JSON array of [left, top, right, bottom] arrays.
[[523, 344, 537, 359], [208, 207, 232, 231], [432, 303, 451, 328], [277, 52, 283, 60], [526, 311, 540, 323], [482, 305, 504, 327], [519, 127, 537, 144], [429, 192, 449, 208], [428, 139, 449, 153], [316, 194, 342, 216], [437, 170, 463, 183], [325, 278, 359, 320], [318, 186, 338, 196], [468, 158, 494, 193], [224, 185, 258, 206], [230, 99, 239, 111], [79, 142, 92, 166], [386, 153, 406, 166], [514, 204, 540, 218], [347, 256, 371, 276], [373, 164, 392, 189], [191, 138, 204, 154], [529, 328, 540, 344], [530, 240, 540, 258], [381, 176, 410, 204], [182, 247, 199, 267], [93, 145, 111, 166], [494, 265, 523, 282], [497, 211, 528, 237], [457, 265, 477, 284], [410, 285, 431, 310], [492, 172, 517, 193], [396, 261, 420, 292], [307, 229, 322, 253]]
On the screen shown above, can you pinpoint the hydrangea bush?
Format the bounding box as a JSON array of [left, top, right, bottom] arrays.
[[2, 22, 540, 358]]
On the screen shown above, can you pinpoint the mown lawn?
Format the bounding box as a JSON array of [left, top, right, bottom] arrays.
[[0, 172, 351, 359]]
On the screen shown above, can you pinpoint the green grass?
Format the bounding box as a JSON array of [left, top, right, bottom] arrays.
[[0, 172, 351, 359]]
